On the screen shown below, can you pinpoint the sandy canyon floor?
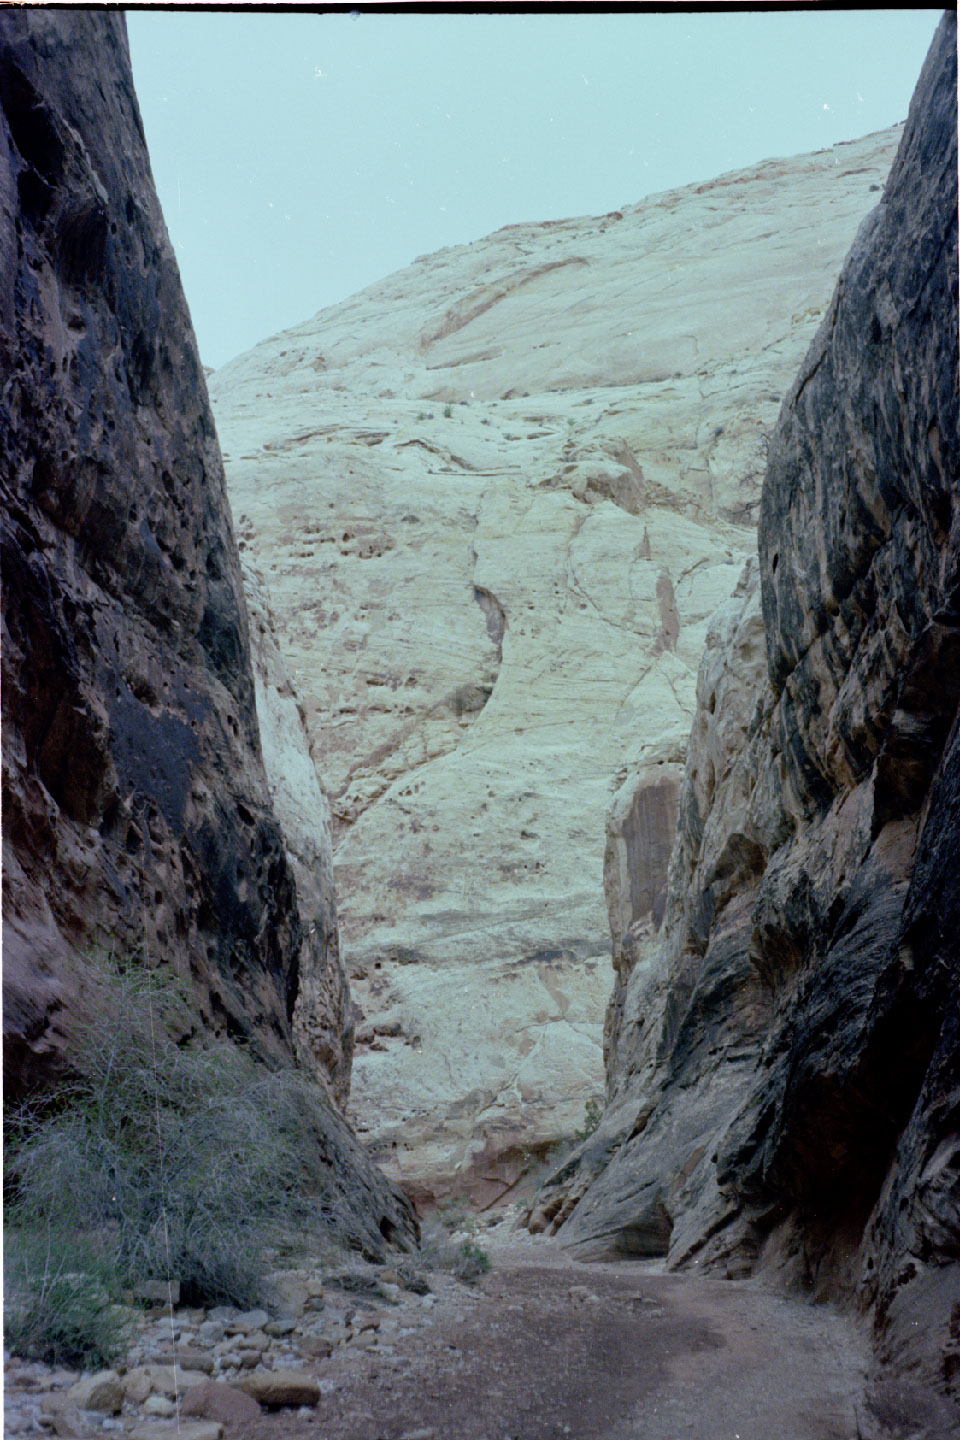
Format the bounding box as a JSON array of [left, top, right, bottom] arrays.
[[241, 1227, 868, 1440]]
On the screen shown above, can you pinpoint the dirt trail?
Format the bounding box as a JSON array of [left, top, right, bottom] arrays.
[[248, 1230, 871, 1440]]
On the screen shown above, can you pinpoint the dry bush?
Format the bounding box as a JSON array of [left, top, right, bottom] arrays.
[[5, 954, 351, 1360]]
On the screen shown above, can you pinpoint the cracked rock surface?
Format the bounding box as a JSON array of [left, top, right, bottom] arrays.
[[210, 122, 900, 1201]]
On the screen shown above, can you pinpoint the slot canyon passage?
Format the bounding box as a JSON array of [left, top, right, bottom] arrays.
[[1, 10, 958, 1440]]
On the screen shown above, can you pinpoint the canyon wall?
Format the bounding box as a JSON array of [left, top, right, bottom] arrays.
[[210, 122, 900, 1205], [531, 14, 958, 1426], [0, 10, 412, 1254]]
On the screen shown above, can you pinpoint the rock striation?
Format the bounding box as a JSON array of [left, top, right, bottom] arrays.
[[0, 10, 413, 1253], [211, 118, 901, 1203], [531, 14, 958, 1424]]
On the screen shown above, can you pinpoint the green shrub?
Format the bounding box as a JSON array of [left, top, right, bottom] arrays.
[[4, 1228, 127, 1368], [5, 954, 347, 1362], [443, 404, 453, 418], [574, 1097, 603, 1142], [454, 1239, 491, 1280], [418, 1218, 491, 1284]]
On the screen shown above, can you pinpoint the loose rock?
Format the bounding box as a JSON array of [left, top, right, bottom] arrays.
[[235, 1370, 321, 1407], [180, 1378, 262, 1423], [66, 1371, 123, 1414]]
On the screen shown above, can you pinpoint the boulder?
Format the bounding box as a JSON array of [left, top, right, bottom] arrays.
[[235, 1369, 321, 1407], [179, 1378, 262, 1423], [65, 1370, 123, 1414]]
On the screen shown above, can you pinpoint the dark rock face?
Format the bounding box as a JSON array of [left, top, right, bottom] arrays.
[[0, 10, 416, 1262], [533, 14, 958, 1421], [1, 6, 416, 1256], [0, 9, 298, 1088]]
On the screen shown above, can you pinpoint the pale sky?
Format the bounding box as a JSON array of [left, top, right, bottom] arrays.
[[126, 8, 943, 370]]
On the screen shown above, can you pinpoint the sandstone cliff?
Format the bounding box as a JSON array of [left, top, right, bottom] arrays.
[[244, 559, 353, 1106], [531, 15, 958, 1426], [210, 121, 900, 1204], [0, 11, 413, 1255]]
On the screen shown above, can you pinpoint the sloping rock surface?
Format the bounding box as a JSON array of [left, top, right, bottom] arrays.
[[211, 121, 900, 1201], [0, 11, 414, 1255], [244, 559, 352, 1105], [534, 14, 958, 1424]]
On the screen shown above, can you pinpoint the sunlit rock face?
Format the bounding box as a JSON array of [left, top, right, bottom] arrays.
[[244, 560, 353, 1107], [0, 9, 418, 1260], [210, 123, 900, 1203], [532, 14, 958, 1425]]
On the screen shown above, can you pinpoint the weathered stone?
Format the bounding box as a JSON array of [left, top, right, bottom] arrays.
[[130, 1424, 222, 1440], [298, 1336, 333, 1360], [195, 1321, 226, 1347], [234, 1370, 321, 1407], [349, 1330, 378, 1350], [224, 1308, 269, 1335], [179, 1378, 262, 1424], [143, 1395, 176, 1417], [148, 1347, 214, 1370], [121, 1365, 208, 1402], [211, 115, 900, 1197], [65, 1371, 122, 1414], [543, 11, 959, 1420]]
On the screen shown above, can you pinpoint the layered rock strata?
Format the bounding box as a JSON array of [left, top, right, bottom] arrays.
[[211, 121, 900, 1202], [531, 14, 958, 1422], [0, 11, 412, 1253]]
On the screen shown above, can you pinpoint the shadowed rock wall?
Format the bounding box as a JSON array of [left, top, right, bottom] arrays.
[[0, 9, 415, 1257], [532, 14, 958, 1424], [1, 9, 298, 1086]]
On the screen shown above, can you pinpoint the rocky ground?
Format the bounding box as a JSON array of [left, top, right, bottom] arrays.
[[5, 1217, 889, 1440]]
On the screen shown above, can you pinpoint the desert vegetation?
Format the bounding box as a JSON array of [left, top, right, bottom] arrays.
[[4, 955, 362, 1365]]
